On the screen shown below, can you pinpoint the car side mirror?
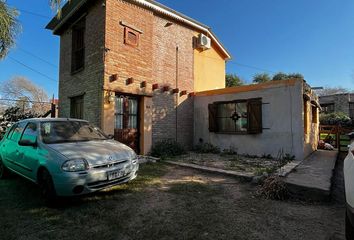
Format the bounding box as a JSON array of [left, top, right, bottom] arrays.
[[107, 134, 114, 140], [18, 139, 37, 147]]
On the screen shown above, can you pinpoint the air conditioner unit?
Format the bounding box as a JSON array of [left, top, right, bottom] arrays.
[[197, 33, 211, 50]]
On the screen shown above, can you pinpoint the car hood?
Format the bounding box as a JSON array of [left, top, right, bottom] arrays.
[[47, 140, 136, 166]]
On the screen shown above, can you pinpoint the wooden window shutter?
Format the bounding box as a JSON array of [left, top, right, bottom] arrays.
[[208, 103, 218, 132], [247, 99, 262, 134]]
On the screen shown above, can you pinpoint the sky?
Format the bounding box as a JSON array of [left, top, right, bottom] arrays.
[[0, 0, 354, 97]]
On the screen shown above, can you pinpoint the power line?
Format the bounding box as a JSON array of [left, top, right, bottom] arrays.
[[8, 56, 58, 82], [16, 8, 52, 19], [17, 47, 58, 68], [229, 61, 277, 74], [196, 54, 277, 74]]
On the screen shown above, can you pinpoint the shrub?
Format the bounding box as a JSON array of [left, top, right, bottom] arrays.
[[261, 154, 273, 159], [194, 143, 221, 154], [320, 112, 352, 126], [150, 139, 186, 159], [257, 176, 289, 200], [221, 146, 238, 155]]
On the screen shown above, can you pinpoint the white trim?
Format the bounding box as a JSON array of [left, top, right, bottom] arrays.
[[131, 0, 231, 59]]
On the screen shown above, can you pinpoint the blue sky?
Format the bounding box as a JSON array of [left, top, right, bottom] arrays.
[[0, 0, 354, 97]]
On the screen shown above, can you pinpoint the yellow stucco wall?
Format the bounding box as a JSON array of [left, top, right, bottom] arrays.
[[194, 39, 226, 92]]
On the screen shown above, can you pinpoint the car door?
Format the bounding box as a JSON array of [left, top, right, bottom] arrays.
[[16, 122, 40, 180], [1, 124, 18, 170], [3, 122, 27, 174]]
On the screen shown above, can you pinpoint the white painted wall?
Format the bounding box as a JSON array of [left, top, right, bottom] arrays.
[[194, 81, 310, 160]]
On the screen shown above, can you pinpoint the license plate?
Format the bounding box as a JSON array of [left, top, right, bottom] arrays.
[[107, 170, 124, 180]]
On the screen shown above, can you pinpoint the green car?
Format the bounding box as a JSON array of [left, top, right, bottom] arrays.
[[0, 118, 139, 202]]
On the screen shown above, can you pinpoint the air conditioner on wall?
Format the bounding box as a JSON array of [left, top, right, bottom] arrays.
[[197, 33, 211, 50]]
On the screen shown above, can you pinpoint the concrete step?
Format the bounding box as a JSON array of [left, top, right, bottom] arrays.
[[284, 150, 338, 202]]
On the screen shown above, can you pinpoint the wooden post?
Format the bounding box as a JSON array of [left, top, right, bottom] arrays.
[[51, 103, 56, 118]]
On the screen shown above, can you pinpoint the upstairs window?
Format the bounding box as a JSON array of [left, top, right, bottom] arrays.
[[208, 98, 262, 134], [124, 27, 140, 47], [71, 18, 85, 73]]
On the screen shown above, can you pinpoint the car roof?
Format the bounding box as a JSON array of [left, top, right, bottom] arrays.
[[17, 118, 89, 123]]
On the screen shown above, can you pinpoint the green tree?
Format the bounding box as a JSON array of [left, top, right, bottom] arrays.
[[226, 74, 244, 87], [0, 0, 65, 60], [272, 72, 289, 81], [0, 1, 19, 59], [253, 73, 271, 84], [287, 73, 304, 80]]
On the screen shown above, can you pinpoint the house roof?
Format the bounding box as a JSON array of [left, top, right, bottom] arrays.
[[46, 0, 232, 60], [195, 79, 302, 97]]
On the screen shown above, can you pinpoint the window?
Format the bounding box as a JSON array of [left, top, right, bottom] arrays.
[[115, 97, 124, 129], [115, 96, 139, 130], [71, 18, 85, 73], [321, 103, 334, 114], [70, 95, 84, 119], [208, 99, 262, 134], [350, 103, 354, 119], [124, 27, 139, 47], [21, 122, 38, 143], [8, 122, 26, 142], [40, 121, 107, 144]]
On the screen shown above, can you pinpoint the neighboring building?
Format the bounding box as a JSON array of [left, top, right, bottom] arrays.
[[319, 93, 354, 119], [194, 79, 320, 160], [46, 0, 231, 154]]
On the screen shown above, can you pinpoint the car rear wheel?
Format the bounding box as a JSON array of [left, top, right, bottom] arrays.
[[346, 211, 354, 240], [0, 159, 9, 179], [38, 169, 57, 204]]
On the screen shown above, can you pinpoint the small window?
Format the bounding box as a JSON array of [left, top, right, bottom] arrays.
[[124, 27, 139, 47], [8, 122, 26, 142], [209, 99, 262, 134], [6, 124, 18, 140], [70, 95, 84, 119], [350, 103, 354, 119], [71, 18, 85, 73], [21, 123, 38, 143]]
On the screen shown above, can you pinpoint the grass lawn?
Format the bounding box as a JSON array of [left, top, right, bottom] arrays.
[[0, 163, 345, 240]]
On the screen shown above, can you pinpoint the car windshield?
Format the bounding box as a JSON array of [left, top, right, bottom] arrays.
[[40, 121, 108, 144]]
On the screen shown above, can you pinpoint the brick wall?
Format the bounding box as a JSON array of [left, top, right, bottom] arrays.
[[152, 16, 194, 147], [58, 0, 203, 150], [103, 0, 195, 148], [58, 0, 105, 127]]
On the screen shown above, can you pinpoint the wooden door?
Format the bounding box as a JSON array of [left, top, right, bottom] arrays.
[[114, 95, 140, 153]]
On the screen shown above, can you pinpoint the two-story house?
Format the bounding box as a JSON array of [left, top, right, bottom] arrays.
[[46, 0, 231, 154]]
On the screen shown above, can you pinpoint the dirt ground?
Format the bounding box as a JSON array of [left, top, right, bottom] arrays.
[[173, 152, 291, 176], [0, 162, 345, 240]]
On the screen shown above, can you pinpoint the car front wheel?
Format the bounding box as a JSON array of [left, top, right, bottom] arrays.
[[38, 169, 57, 204], [346, 211, 354, 240], [0, 159, 9, 179]]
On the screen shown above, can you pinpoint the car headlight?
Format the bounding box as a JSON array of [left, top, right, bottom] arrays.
[[62, 159, 88, 172]]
